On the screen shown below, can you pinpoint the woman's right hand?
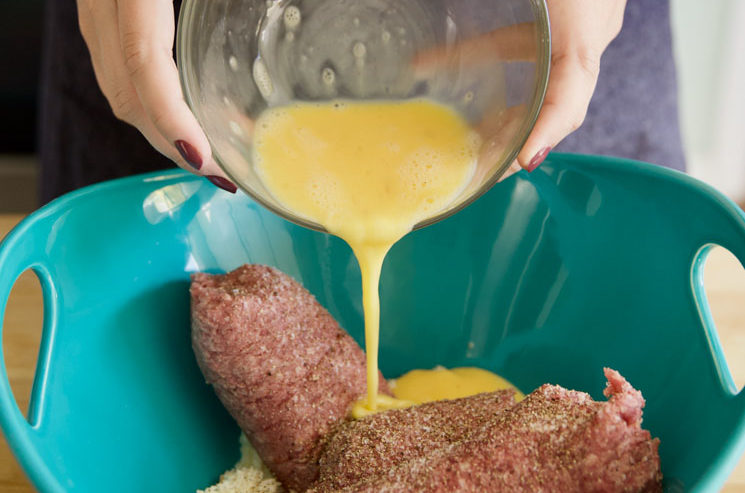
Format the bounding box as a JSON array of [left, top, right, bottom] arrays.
[[76, 0, 237, 192], [514, 0, 626, 175], [415, 0, 626, 181]]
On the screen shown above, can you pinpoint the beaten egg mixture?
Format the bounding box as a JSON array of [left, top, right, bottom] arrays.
[[201, 99, 522, 492], [253, 99, 497, 411]]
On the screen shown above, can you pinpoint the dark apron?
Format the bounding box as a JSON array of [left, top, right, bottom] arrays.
[[38, 0, 684, 203]]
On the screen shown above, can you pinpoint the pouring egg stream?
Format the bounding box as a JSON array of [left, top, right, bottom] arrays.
[[252, 98, 523, 415]]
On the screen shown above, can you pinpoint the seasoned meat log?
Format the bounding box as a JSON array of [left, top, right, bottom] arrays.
[[318, 390, 517, 490], [311, 368, 661, 493], [191, 265, 390, 492]]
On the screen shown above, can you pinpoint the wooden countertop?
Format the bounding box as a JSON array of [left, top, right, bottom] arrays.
[[1, 212, 744, 492]]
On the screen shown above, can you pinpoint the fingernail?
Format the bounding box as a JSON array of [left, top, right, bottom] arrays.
[[527, 146, 552, 172], [174, 140, 202, 170], [207, 175, 237, 194]]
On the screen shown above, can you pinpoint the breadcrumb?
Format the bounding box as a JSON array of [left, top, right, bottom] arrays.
[[198, 434, 283, 493]]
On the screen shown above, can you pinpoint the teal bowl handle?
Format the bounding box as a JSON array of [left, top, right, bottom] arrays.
[[689, 196, 745, 405], [690, 238, 745, 493], [0, 219, 64, 493]]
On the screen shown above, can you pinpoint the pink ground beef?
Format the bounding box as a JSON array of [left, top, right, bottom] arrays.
[[309, 368, 661, 493], [191, 265, 390, 491], [317, 390, 518, 490]]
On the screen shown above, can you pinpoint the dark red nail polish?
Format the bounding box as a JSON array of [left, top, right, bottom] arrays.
[[175, 140, 202, 170], [207, 175, 237, 194], [527, 146, 552, 172]]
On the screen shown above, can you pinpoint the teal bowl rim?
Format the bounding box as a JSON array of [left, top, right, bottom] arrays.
[[1, 153, 745, 492], [175, 0, 552, 235]]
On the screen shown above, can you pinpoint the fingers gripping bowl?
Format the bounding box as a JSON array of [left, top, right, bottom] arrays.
[[1, 155, 745, 491], [176, 0, 551, 232]]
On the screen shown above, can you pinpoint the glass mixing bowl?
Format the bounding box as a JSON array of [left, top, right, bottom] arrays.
[[177, 0, 550, 232]]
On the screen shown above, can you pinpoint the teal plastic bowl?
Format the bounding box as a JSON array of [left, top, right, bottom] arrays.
[[1, 154, 745, 492]]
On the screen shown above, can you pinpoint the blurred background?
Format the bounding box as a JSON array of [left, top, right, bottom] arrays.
[[672, 1, 745, 204], [0, 0, 42, 212], [0, 1, 744, 212]]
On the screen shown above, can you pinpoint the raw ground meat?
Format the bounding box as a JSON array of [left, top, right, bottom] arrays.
[[191, 265, 390, 492], [317, 390, 518, 490], [309, 368, 661, 493]]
